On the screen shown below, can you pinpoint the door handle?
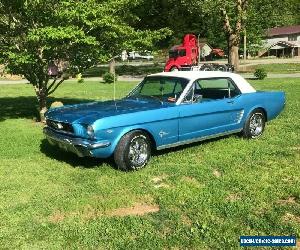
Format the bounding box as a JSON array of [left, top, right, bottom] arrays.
[[227, 100, 234, 104]]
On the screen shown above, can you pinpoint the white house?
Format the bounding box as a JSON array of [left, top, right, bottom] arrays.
[[261, 25, 300, 57]]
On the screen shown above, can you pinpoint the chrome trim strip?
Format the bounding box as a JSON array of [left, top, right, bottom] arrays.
[[43, 127, 110, 149], [157, 129, 242, 150]]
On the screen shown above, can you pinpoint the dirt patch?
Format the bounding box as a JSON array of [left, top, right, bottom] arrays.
[[107, 203, 160, 217], [152, 177, 163, 184], [181, 214, 192, 226], [48, 203, 159, 222], [181, 176, 202, 188], [80, 205, 103, 220], [154, 183, 170, 188], [48, 196, 158, 222], [151, 175, 168, 183], [278, 196, 298, 205], [226, 193, 241, 202], [290, 146, 300, 151], [213, 169, 222, 178], [49, 211, 65, 223], [151, 175, 169, 188], [282, 213, 300, 224]]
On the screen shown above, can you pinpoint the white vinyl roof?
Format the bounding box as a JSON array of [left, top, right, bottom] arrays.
[[149, 71, 256, 94]]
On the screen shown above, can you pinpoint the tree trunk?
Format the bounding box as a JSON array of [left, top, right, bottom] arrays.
[[109, 58, 115, 74], [228, 34, 240, 71], [36, 87, 48, 122]]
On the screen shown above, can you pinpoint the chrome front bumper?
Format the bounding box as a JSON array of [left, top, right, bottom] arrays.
[[43, 127, 111, 157]]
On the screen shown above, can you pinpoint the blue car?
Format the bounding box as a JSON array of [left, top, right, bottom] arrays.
[[44, 71, 285, 171]]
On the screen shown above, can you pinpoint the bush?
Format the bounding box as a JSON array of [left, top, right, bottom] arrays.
[[254, 68, 267, 80], [103, 72, 117, 83], [50, 101, 64, 109]]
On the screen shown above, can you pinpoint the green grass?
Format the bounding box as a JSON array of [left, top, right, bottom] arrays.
[[0, 78, 299, 249], [244, 63, 300, 74]]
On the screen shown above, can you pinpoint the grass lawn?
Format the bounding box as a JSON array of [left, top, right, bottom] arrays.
[[0, 78, 299, 249], [244, 63, 300, 74]]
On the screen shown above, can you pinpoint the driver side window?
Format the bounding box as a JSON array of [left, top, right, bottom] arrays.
[[183, 82, 202, 104], [197, 78, 240, 99], [182, 77, 241, 104]]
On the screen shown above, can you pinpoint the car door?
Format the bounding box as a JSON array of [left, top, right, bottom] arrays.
[[178, 78, 244, 141]]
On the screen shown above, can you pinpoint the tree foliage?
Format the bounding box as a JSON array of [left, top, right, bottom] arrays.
[[135, 0, 299, 67], [0, 0, 170, 120]]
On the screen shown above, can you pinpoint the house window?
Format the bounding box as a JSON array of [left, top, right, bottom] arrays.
[[288, 34, 297, 41]]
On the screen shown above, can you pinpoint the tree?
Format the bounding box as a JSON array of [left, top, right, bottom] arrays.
[[0, 0, 170, 121], [220, 0, 247, 70], [135, 0, 299, 70]]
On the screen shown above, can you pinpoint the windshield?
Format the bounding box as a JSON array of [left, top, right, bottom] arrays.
[[127, 76, 189, 103]]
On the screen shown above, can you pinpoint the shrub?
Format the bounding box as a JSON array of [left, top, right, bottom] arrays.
[[50, 101, 64, 108], [254, 68, 267, 80], [103, 72, 117, 83]]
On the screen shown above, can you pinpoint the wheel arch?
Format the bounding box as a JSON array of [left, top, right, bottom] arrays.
[[132, 128, 157, 151], [245, 106, 268, 122], [111, 127, 157, 153], [252, 107, 268, 121]]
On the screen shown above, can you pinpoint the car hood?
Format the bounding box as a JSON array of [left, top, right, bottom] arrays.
[[45, 98, 173, 124]]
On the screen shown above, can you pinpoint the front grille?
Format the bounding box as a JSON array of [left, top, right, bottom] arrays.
[[46, 119, 74, 134]]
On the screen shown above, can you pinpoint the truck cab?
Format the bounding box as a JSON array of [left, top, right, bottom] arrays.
[[165, 34, 198, 72]]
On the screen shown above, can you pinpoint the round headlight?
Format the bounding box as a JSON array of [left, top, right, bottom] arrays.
[[87, 125, 94, 138]]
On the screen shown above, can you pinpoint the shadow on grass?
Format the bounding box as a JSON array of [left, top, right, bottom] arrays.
[[40, 139, 116, 169], [244, 77, 257, 81], [40, 133, 240, 170], [83, 64, 164, 77], [153, 133, 240, 157], [0, 96, 95, 122]]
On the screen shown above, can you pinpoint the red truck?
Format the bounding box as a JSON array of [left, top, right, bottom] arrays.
[[164, 34, 233, 72]]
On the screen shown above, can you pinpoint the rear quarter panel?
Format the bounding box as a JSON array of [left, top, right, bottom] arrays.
[[239, 91, 285, 121]]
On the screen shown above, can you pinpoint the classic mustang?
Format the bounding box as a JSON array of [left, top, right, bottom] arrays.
[[44, 71, 285, 171]]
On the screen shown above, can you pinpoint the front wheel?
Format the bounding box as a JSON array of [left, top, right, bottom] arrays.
[[243, 109, 266, 139], [170, 66, 179, 72], [114, 131, 151, 171], [201, 65, 213, 71]]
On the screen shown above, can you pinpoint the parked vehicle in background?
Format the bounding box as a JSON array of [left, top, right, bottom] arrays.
[[165, 34, 233, 72], [128, 51, 154, 61], [120, 50, 128, 61], [44, 71, 285, 171]]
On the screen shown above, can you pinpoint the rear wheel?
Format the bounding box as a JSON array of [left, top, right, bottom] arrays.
[[216, 65, 227, 71], [243, 109, 266, 138], [114, 131, 151, 171]]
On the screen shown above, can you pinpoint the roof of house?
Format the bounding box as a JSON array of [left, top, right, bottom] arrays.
[[199, 42, 212, 49], [269, 40, 300, 49], [266, 25, 300, 37]]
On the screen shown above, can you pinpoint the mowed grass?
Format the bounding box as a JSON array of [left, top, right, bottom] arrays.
[[245, 63, 300, 74], [0, 78, 299, 249]]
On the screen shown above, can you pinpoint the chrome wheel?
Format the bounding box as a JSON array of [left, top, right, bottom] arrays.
[[114, 131, 152, 171], [128, 135, 149, 166], [249, 113, 264, 137]]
